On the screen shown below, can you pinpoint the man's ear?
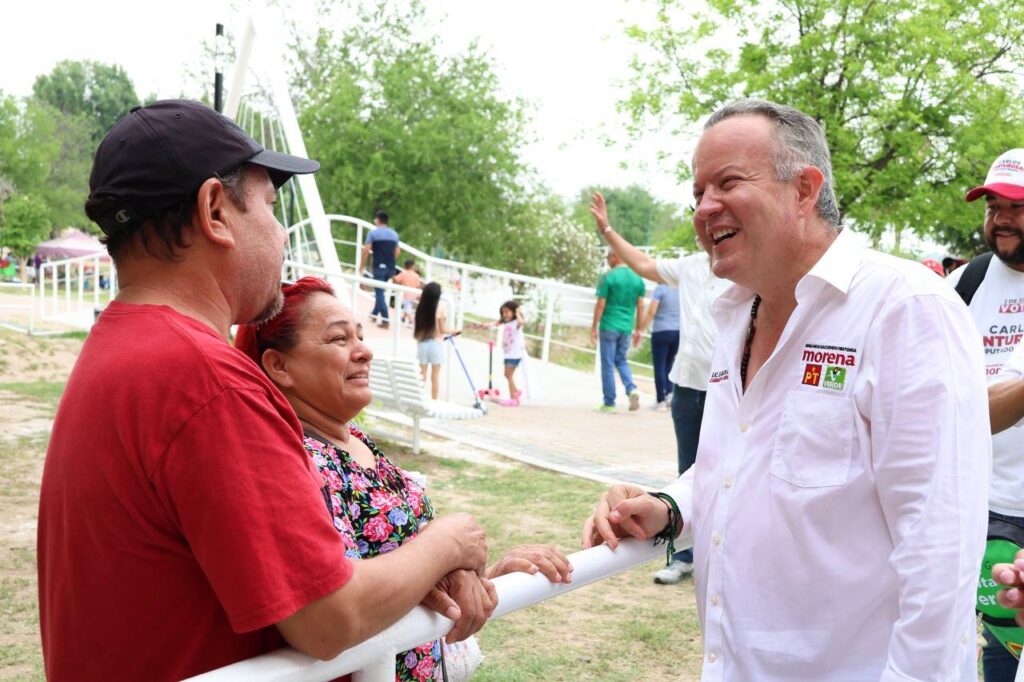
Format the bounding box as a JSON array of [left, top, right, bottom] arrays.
[[795, 166, 825, 217], [193, 177, 238, 248], [261, 348, 294, 388]]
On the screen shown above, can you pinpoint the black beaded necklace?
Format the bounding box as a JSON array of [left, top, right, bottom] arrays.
[[740, 295, 762, 390]]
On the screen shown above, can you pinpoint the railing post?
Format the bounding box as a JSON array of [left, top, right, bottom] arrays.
[[541, 293, 555, 364], [391, 284, 400, 356], [355, 224, 364, 273]]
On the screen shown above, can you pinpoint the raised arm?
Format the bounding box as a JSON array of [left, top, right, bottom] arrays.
[[590, 191, 664, 283]]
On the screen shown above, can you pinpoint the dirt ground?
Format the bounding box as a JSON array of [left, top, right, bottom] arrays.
[[0, 329, 75, 680]]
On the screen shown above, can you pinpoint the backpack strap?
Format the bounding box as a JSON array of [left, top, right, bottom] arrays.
[[954, 252, 994, 306]]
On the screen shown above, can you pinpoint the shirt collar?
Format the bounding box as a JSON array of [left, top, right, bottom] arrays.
[[711, 228, 863, 323], [800, 227, 862, 296]]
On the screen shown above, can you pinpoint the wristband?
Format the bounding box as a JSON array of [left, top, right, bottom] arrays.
[[603, 224, 613, 235], [648, 492, 682, 565]]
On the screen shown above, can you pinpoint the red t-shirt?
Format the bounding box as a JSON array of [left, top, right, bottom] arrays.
[[38, 302, 353, 681]]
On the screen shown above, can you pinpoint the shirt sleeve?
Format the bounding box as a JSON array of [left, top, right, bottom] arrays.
[[595, 273, 609, 299], [655, 257, 683, 288], [154, 388, 352, 633], [858, 293, 989, 680], [652, 285, 666, 303], [659, 466, 696, 549]]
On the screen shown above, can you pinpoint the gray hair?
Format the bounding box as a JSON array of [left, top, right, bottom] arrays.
[[704, 99, 842, 231]]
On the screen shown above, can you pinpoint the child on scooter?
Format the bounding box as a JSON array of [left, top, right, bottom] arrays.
[[475, 300, 527, 406]]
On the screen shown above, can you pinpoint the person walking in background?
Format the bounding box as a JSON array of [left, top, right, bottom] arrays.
[[591, 250, 646, 413], [414, 281, 458, 400], [391, 258, 422, 326], [358, 210, 400, 328], [639, 282, 680, 412], [591, 191, 727, 585]]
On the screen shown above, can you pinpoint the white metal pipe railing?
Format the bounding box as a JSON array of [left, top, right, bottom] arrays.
[[0, 281, 36, 334], [187, 537, 673, 682]]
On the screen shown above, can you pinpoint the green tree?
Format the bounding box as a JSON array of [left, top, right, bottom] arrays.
[[33, 59, 139, 144], [0, 194, 50, 280], [623, 0, 1024, 254], [501, 195, 604, 286], [571, 185, 686, 246], [295, 1, 532, 268], [0, 93, 93, 233]]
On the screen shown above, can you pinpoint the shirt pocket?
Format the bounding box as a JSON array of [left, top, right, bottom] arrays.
[[769, 391, 854, 488]]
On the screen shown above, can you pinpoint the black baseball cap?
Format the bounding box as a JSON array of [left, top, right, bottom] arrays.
[[87, 99, 319, 235]]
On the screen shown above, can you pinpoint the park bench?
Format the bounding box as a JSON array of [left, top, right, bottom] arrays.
[[366, 356, 484, 453]]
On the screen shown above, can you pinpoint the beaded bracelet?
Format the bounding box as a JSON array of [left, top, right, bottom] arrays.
[[648, 492, 682, 565]]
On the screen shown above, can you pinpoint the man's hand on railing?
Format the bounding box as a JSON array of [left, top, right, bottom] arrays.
[[422, 569, 497, 643], [420, 512, 488, 575], [581, 484, 670, 550], [486, 544, 573, 584]]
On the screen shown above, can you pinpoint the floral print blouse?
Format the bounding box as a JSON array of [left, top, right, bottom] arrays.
[[303, 427, 440, 681]]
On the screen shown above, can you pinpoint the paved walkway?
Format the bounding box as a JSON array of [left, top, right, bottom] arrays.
[[356, 289, 680, 489]]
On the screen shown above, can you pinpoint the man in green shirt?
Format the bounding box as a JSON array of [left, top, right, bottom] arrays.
[[591, 250, 647, 412]]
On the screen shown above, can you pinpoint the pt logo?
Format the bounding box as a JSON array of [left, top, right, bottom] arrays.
[[802, 363, 822, 386], [822, 366, 846, 391]]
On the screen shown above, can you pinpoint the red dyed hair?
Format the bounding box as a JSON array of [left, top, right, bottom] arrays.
[[235, 276, 335, 369]]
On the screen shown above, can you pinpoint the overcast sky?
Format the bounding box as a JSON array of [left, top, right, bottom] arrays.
[[0, 0, 689, 207]]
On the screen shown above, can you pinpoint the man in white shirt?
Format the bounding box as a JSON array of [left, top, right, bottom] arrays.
[[590, 192, 729, 584], [948, 149, 1024, 680], [582, 99, 989, 681]]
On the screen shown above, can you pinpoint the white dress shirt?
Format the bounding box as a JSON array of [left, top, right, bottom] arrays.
[[662, 230, 990, 681], [655, 253, 730, 391]]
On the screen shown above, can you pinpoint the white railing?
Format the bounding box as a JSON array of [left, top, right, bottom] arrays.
[[286, 216, 656, 376], [36, 253, 117, 330], [187, 538, 671, 682], [0, 281, 36, 334]]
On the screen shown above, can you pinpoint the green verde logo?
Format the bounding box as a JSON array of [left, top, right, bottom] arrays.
[[822, 366, 846, 391]]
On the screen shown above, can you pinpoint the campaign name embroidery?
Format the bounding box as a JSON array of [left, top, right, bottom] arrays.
[[800, 342, 857, 367], [709, 369, 729, 384]]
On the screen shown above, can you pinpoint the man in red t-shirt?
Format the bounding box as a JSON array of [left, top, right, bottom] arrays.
[[37, 100, 490, 681]]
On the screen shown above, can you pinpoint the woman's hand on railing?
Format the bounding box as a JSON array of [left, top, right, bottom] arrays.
[[420, 512, 488, 575], [581, 484, 669, 551], [486, 544, 573, 584]]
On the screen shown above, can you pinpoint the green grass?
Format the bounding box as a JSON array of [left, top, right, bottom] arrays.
[[0, 382, 65, 405], [387, 444, 703, 680]]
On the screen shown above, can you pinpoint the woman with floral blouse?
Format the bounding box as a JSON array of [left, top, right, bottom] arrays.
[[236, 277, 571, 681]]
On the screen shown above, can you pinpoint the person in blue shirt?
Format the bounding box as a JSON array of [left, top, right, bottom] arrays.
[[358, 211, 400, 328]]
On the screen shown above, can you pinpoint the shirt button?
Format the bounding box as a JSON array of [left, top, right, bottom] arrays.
[[739, 423, 748, 432], [710, 594, 720, 605], [713, 533, 722, 545], [707, 652, 717, 663], [722, 478, 733, 489]]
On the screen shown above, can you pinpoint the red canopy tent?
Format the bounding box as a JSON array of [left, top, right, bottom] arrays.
[[35, 229, 108, 260]]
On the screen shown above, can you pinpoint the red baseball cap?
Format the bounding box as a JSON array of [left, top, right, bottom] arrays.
[[966, 149, 1024, 202]]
